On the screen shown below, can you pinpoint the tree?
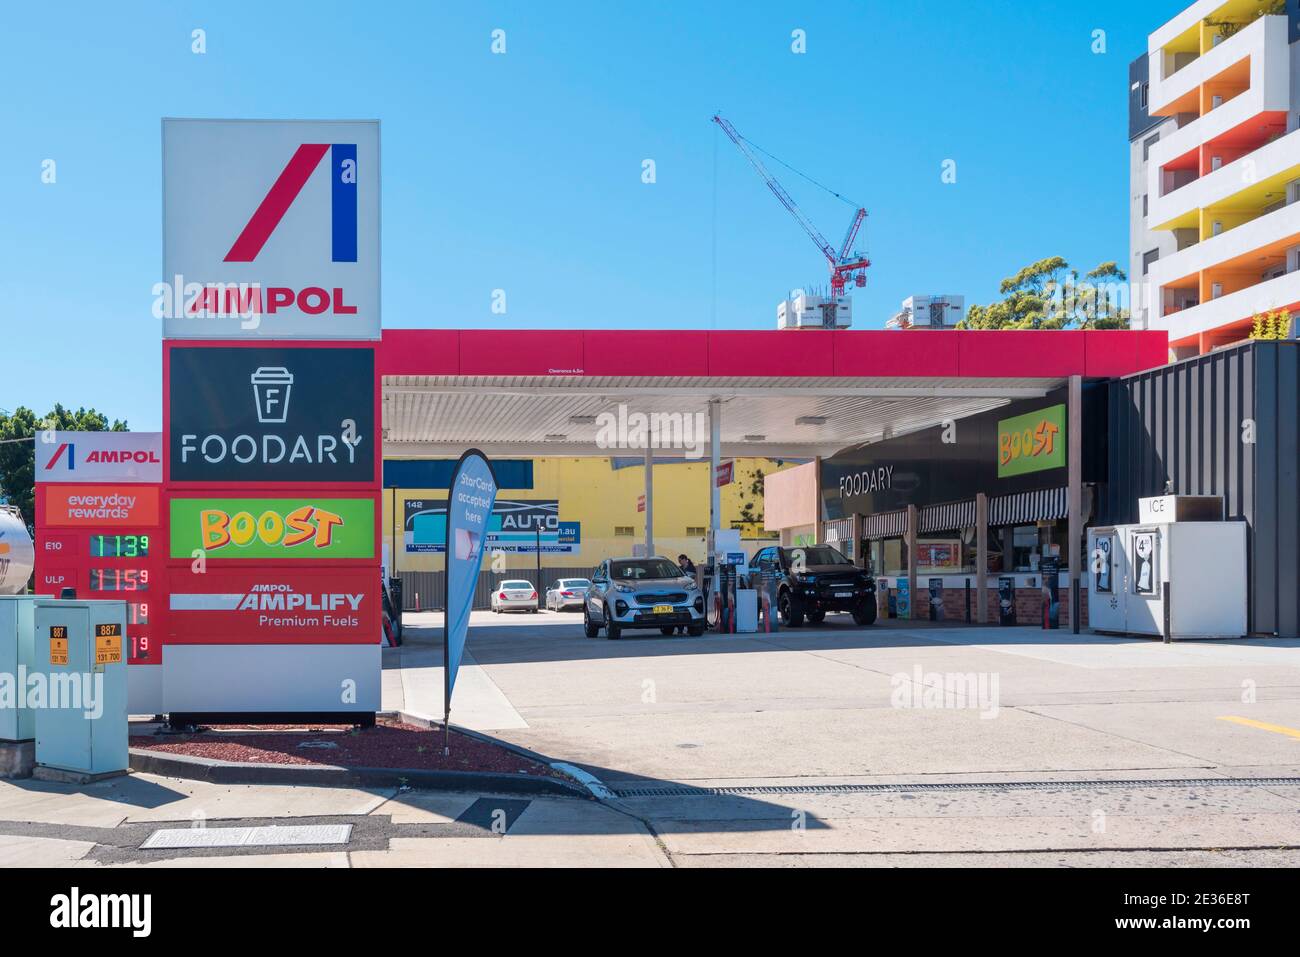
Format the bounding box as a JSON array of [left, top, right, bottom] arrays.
[[957, 256, 1131, 330], [1204, 0, 1285, 41], [1250, 308, 1292, 341], [0, 405, 128, 525]]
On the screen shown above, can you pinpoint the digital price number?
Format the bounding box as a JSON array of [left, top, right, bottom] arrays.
[[89, 568, 149, 592], [128, 602, 150, 660], [89, 534, 150, 558]]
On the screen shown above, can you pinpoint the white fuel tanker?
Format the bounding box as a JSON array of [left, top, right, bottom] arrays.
[[0, 506, 34, 595]]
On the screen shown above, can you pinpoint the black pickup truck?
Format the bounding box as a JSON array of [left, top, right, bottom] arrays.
[[747, 544, 877, 627]]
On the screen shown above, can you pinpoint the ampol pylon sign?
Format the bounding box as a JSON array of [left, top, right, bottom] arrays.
[[162, 119, 380, 340]]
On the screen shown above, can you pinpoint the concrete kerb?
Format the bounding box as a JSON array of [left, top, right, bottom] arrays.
[[397, 710, 617, 801], [127, 747, 588, 798]]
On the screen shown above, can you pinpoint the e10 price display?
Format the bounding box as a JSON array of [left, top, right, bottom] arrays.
[[90, 533, 150, 558], [89, 568, 149, 592]]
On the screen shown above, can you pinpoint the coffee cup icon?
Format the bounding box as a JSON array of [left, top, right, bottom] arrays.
[[251, 367, 294, 423]]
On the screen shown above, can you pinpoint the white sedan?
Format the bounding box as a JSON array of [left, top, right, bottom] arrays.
[[491, 580, 538, 613], [545, 578, 591, 611]]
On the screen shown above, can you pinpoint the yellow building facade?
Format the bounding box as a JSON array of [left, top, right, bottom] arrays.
[[382, 456, 797, 576]]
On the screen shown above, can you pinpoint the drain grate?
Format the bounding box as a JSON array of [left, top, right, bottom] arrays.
[[141, 823, 353, 850], [612, 777, 1300, 799]]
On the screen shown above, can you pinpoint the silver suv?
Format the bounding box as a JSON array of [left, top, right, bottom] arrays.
[[584, 556, 706, 639]]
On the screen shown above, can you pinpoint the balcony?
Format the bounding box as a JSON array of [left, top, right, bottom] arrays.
[[1150, 196, 1300, 292], [1150, 123, 1300, 229], [1147, 15, 1289, 177], [1153, 242, 1300, 343], [1149, 4, 1286, 110]]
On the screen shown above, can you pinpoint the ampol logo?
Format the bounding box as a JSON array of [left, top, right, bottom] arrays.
[[36, 432, 163, 484], [44, 442, 161, 472], [184, 143, 360, 319], [161, 119, 380, 340], [225, 143, 358, 263]]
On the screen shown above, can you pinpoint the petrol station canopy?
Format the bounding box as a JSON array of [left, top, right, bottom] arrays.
[[377, 329, 1169, 459]]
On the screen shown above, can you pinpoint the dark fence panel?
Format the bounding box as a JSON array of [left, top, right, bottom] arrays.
[[396, 566, 599, 612], [1102, 341, 1300, 635]]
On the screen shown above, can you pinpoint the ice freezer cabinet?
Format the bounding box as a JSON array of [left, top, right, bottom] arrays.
[[1087, 522, 1247, 639]]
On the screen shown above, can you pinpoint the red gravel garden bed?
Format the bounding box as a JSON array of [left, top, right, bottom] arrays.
[[130, 718, 555, 777]]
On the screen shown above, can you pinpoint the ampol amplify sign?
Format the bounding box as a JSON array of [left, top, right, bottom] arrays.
[[997, 404, 1066, 478], [170, 497, 374, 559], [43, 486, 160, 528], [167, 567, 378, 643], [162, 119, 379, 339], [167, 346, 375, 483], [36, 432, 162, 484]]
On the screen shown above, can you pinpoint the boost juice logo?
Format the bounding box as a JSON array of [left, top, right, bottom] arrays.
[[170, 498, 374, 560], [997, 404, 1066, 478]]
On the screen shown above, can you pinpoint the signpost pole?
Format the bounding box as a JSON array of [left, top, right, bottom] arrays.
[[644, 445, 654, 558], [1068, 375, 1082, 635], [443, 556, 451, 756], [535, 526, 542, 611]]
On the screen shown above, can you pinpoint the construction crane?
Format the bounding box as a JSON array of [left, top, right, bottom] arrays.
[[712, 113, 870, 299]]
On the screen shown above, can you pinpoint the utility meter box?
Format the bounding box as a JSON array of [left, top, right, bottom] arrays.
[[32, 599, 129, 778], [0, 596, 44, 743]]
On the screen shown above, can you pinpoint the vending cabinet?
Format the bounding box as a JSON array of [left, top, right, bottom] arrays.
[[1088, 517, 1247, 640]]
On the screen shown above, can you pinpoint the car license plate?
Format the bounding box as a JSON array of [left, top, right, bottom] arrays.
[[653, 604, 673, 615], [834, 591, 852, 598]]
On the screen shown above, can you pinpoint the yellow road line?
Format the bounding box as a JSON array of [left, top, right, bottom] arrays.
[[1217, 715, 1300, 741]]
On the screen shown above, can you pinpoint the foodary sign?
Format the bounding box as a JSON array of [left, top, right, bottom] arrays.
[[997, 404, 1066, 478], [162, 119, 380, 340], [170, 497, 374, 559], [167, 346, 374, 483]]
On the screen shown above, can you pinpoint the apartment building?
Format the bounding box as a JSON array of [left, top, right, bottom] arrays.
[[1132, 0, 1300, 358]]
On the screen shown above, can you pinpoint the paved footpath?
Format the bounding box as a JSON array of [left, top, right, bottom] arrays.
[[8, 611, 1300, 867], [0, 774, 668, 867], [393, 611, 1300, 867]]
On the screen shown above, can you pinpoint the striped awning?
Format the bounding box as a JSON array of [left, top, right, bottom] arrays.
[[862, 509, 907, 540], [823, 518, 853, 542], [989, 487, 1068, 526], [919, 499, 976, 534]]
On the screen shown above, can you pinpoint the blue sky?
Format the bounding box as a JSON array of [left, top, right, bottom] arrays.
[[1, 0, 1187, 431]]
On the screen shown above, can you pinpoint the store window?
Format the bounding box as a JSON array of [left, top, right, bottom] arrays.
[[990, 521, 1065, 572], [917, 528, 977, 574], [868, 538, 908, 576]]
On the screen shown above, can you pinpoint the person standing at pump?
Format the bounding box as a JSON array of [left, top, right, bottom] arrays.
[[676, 554, 698, 634]]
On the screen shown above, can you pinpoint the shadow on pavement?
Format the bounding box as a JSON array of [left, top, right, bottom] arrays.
[[1, 773, 190, 811], [393, 612, 1172, 670]]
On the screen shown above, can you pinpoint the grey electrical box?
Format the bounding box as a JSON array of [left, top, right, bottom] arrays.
[[32, 599, 129, 778], [0, 596, 43, 743]]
